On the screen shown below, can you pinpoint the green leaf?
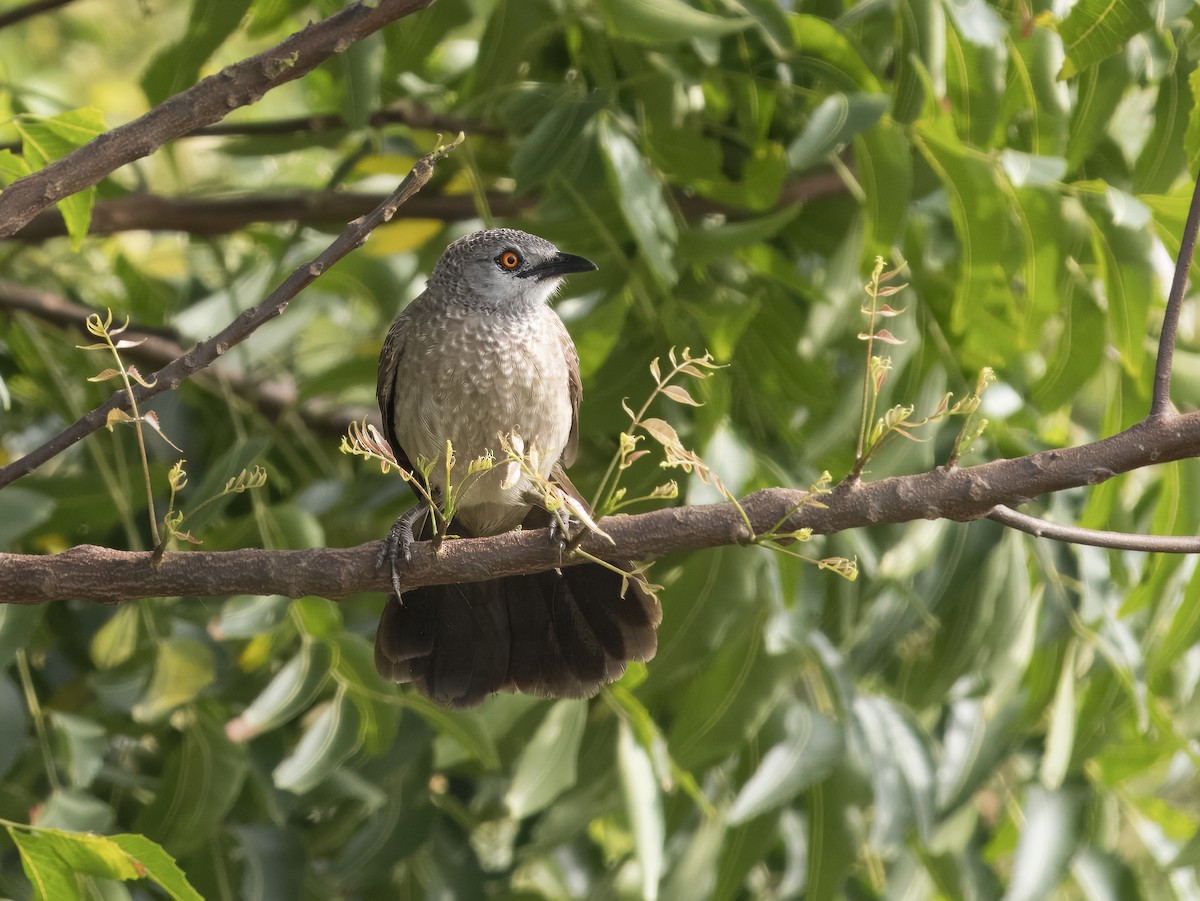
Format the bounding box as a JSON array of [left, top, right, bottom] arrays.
[[135, 709, 248, 855], [597, 115, 678, 287], [90, 603, 140, 670], [787, 92, 888, 171], [1041, 638, 1078, 789], [34, 789, 116, 833], [505, 700, 587, 818], [853, 696, 936, 848], [667, 624, 783, 771], [601, 0, 753, 43], [12, 109, 106, 248], [51, 712, 107, 789], [0, 676, 26, 779], [9, 827, 82, 901], [132, 636, 215, 723], [107, 834, 203, 901], [0, 604, 43, 671], [1006, 783, 1085, 901], [140, 0, 254, 106], [0, 486, 54, 545], [856, 116, 913, 254], [678, 205, 802, 264], [273, 687, 364, 794], [512, 94, 603, 193], [208, 594, 291, 639], [14, 829, 140, 881], [226, 640, 334, 741], [0, 147, 33, 184], [1133, 50, 1189, 193], [1058, 0, 1153, 79], [400, 693, 501, 770], [618, 719, 665, 898], [9, 827, 202, 901], [789, 14, 882, 92], [728, 705, 844, 823]]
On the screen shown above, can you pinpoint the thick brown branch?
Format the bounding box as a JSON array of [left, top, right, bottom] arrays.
[[0, 139, 457, 489], [11, 171, 848, 241], [13, 192, 528, 240], [5, 411, 1200, 603], [0, 0, 435, 238], [0, 279, 369, 435]]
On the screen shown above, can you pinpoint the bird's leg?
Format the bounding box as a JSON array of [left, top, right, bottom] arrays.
[[376, 504, 428, 597]]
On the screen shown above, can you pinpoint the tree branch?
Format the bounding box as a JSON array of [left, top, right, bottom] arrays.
[[11, 172, 848, 241], [0, 137, 459, 490], [12, 192, 529, 240], [0, 101, 501, 155], [5, 411, 1200, 603], [0, 0, 435, 238], [0, 0, 75, 29], [0, 279, 368, 435], [987, 504, 1200, 552], [1151, 167, 1200, 416]]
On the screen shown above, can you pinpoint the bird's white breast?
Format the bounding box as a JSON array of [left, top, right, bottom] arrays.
[[390, 304, 573, 536]]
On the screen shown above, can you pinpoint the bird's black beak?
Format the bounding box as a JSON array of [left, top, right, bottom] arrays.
[[518, 252, 598, 280]]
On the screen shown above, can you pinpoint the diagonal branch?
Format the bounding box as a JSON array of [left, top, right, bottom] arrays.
[[5, 410, 1200, 603], [0, 279, 369, 435], [0, 0, 75, 29], [0, 136, 460, 490], [0, 0, 435, 238]]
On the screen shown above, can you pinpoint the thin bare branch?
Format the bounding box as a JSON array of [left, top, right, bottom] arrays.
[[0, 279, 369, 435], [0, 137, 459, 489], [988, 503, 1200, 552], [0, 0, 75, 29], [0, 0, 435, 238], [1151, 169, 1200, 416]]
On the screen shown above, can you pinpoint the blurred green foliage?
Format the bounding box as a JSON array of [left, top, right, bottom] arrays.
[[2, 0, 1200, 897]]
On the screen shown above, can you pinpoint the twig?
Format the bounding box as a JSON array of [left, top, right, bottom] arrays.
[[0, 0, 75, 29], [0, 135, 462, 490], [0, 279, 369, 435], [1150, 171, 1200, 416], [988, 504, 1200, 553], [0, 0, 435, 238]]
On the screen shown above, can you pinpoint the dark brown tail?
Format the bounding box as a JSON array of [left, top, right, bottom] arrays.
[[374, 563, 661, 708]]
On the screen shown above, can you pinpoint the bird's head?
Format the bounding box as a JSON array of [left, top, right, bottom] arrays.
[[429, 228, 597, 312]]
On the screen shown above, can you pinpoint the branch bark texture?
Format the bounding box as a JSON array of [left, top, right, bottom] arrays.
[[0, 0, 434, 238], [4, 411, 1199, 603]]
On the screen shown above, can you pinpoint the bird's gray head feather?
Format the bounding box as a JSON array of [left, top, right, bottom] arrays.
[[427, 228, 597, 312]]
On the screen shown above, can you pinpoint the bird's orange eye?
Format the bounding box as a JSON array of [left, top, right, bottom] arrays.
[[498, 250, 521, 270]]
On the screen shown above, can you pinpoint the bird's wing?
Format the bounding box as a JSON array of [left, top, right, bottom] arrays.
[[551, 312, 582, 468], [377, 304, 416, 474]]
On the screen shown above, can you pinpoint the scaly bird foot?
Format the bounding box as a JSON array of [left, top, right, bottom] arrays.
[[376, 505, 427, 597]]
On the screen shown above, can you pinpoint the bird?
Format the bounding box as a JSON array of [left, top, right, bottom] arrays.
[[373, 227, 662, 707]]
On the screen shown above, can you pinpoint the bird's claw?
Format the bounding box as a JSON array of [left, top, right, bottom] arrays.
[[376, 505, 425, 596], [548, 508, 588, 560]]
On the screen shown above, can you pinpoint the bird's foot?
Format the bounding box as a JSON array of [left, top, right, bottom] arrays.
[[376, 505, 426, 596], [547, 507, 589, 559]]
